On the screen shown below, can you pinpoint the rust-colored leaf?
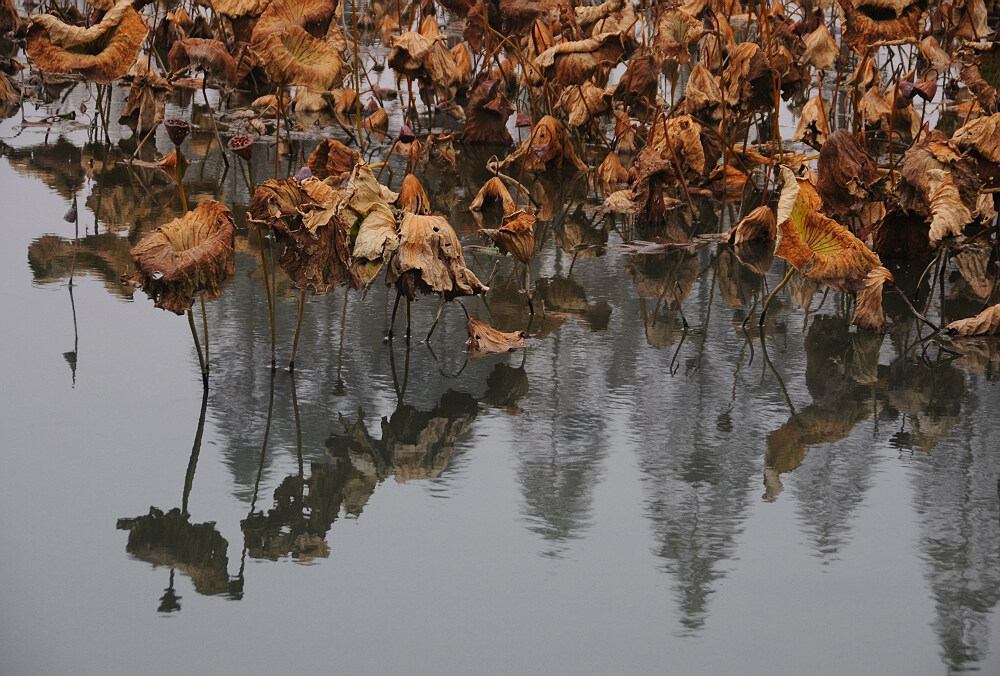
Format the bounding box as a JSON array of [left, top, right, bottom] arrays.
[[466, 318, 530, 355], [816, 129, 881, 216], [479, 209, 535, 263], [307, 138, 360, 184], [837, 0, 927, 51], [945, 303, 1000, 336], [851, 265, 894, 333], [496, 115, 588, 173], [399, 173, 432, 215], [387, 213, 489, 300], [122, 201, 236, 315], [470, 176, 516, 215], [463, 78, 514, 145], [253, 25, 348, 89], [792, 95, 829, 150]]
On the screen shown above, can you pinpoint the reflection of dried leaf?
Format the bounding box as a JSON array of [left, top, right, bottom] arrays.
[[123, 201, 236, 315], [945, 303, 1000, 336], [851, 265, 894, 333], [466, 318, 530, 355]]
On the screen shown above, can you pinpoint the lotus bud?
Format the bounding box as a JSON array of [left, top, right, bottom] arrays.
[[164, 118, 190, 146], [399, 123, 415, 143]]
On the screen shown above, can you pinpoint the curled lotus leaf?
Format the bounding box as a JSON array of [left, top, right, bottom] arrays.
[[727, 205, 777, 274], [122, 201, 236, 315], [120, 67, 171, 135], [775, 170, 882, 293], [958, 41, 1000, 113], [26, 0, 148, 84], [496, 115, 588, 173], [251, 0, 336, 44], [168, 39, 238, 86], [254, 25, 348, 89], [479, 209, 535, 264], [534, 32, 626, 87], [851, 265, 894, 333], [683, 63, 723, 122], [399, 173, 432, 215], [596, 151, 629, 188], [612, 54, 660, 115], [386, 213, 489, 300], [801, 23, 837, 70], [557, 81, 612, 128], [918, 36, 952, 73], [792, 95, 829, 150], [945, 303, 1000, 336], [952, 112, 1000, 189], [202, 0, 273, 18], [307, 138, 360, 184], [388, 31, 435, 79], [325, 163, 398, 280], [654, 8, 703, 65], [648, 114, 706, 177], [470, 176, 516, 215], [463, 79, 514, 146], [816, 129, 881, 216], [466, 318, 530, 356], [723, 42, 775, 114], [836, 0, 927, 51]]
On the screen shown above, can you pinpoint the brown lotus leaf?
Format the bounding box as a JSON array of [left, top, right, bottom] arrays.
[[708, 165, 748, 200], [952, 112, 1000, 189], [251, 0, 336, 44], [837, 0, 927, 51], [362, 105, 389, 133], [728, 205, 777, 247], [816, 129, 881, 216], [204, 0, 273, 18], [292, 87, 332, 113], [777, 203, 882, 293], [122, 201, 236, 315], [26, 1, 147, 84], [870, 206, 933, 259], [851, 265, 894, 332], [612, 54, 659, 114], [683, 63, 723, 122], [388, 31, 433, 79], [896, 133, 981, 243], [386, 212, 489, 300], [470, 176, 517, 215], [466, 318, 530, 355], [952, 247, 996, 298], [558, 80, 612, 128], [534, 32, 625, 86], [945, 303, 1000, 336], [654, 7, 702, 65], [168, 39, 238, 86], [463, 78, 514, 145], [399, 173, 432, 215], [603, 146, 681, 223], [1, 0, 24, 34], [255, 25, 348, 89], [451, 43, 474, 86], [574, 0, 624, 30], [0, 73, 21, 113], [953, 0, 990, 40], [857, 85, 893, 129], [800, 23, 837, 70], [497, 115, 588, 173], [479, 209, 535, 263], [648, 113, 705, 177], [423, 39, 463, 98], [596, 151, 629, 187], [120, 70, 171, 135], [307, 138, 360, 184], [919, 36, 952, 73], [329, 163, 399, 281], [848, 53, 881, 91], [792, 95, 829, 150], [613, 108, 639, 154], [958, 41, 1000, 113], [723, 42, 775, 114]]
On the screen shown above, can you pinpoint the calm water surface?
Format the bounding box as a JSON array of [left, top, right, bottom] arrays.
[[1, 75, 999, 676]]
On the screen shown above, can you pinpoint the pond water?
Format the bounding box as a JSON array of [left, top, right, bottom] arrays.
[[2, 43, 1000, 676]]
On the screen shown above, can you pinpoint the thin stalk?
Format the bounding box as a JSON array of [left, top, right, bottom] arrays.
[[759, 266, 795, 327], [187, 308, 208, 387], [200, 292, 209, 375], [174, 145, 188, 211], [289, 287, 307, 370], [255, 228, 276, 367]]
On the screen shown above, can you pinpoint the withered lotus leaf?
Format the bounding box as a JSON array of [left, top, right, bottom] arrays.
[[534, 32, 626, 87], [307, 138, 360, 184], [792, 95, 829, 150], [648, 114, 706, 177], [708, 165, 748, 200], [251, 0, 336, 44], [612, 54, 660, 114], [816, 129, 881, 216], [654, 7, 703, 65], [837, 0, 927, 51], [168, 39, 238, 86], [776, 167, 882, 293], [683, 63, 723, 122], [952, 112, 1000, 165], [386, 213, 488, 300], [203, 0, 274, 18], [558, 81, 612, 128], [255, 25, 348, 89], [479, 209, 535, 263], [466, 318, 530, 355], [388, 31, 434, 79], [362, 105, 389, 133], [603, 147, 682, 222], [728, 205, 777, 247], [463, 79, 514, 145], [497, 115, 588, 173], [919, 36, 952, 73], [945, 303, 1000, 336], [120, 68, 171, 135], [851, 265, 894, 333], [958, 41, 1000, 113], [596, 151, 629, 187], [801, 23, 838, 70], [26, 0, 148, 84], [470, 176, 516, 215], [1, 0, 24, 34], [399, 173, 432, 215], [123, 201, 236, 315], [723, 42, 776, 114]]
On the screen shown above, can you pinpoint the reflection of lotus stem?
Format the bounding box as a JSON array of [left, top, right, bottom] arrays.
[[255, 228, 276, 367], [250, 370, 277, 514], [174, 145, 188, 211], [337, 290, 348, 380], [181, 387, 210, 516], [289, 287, 307, 370], [759, 266, 795, 327], [290, 372, 303, 478], [523, 261, 534, 316], [200, 292, 209, 373], [187, 308, 208, 387]]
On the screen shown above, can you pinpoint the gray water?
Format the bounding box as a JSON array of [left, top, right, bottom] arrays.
[[1, 76, 999, 676]]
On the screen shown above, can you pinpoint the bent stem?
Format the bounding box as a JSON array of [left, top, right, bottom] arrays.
[[289, 287, 307, 371], [759, 266, 795, 327], [892, 282, 940, 332], [187, 308, 208, 387]]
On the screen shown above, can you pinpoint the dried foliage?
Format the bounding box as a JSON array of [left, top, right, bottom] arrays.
[[466, 318, 530, 355], [945, 304, 1000, 336], [387, 213, 488, 300]]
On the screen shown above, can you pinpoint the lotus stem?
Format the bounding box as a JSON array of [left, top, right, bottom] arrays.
[[426, 298, 446, 341], [892, 282, 940, 332], [181, 386, 209, 517], [759, 266, 795, 327], [246, 158, 256, 194], [174, 146, 188, 211], [255, 228, 276, 367], [524, 261, 534, 315], [405, 296, 412, 341], [200, 291, 210, 375], [187, 308, 208, 387], [388, 288, 402, 339], [289, 287, 307, 371], [201, 80, 229, 169]]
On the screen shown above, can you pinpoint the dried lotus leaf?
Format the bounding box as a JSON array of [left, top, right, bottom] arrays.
[[479, 209, 535, 263], [945, 303, 1000, 336], [466, 318, 530, 355], [851, 265, 894, 332], [387, 213, 489, 300]]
